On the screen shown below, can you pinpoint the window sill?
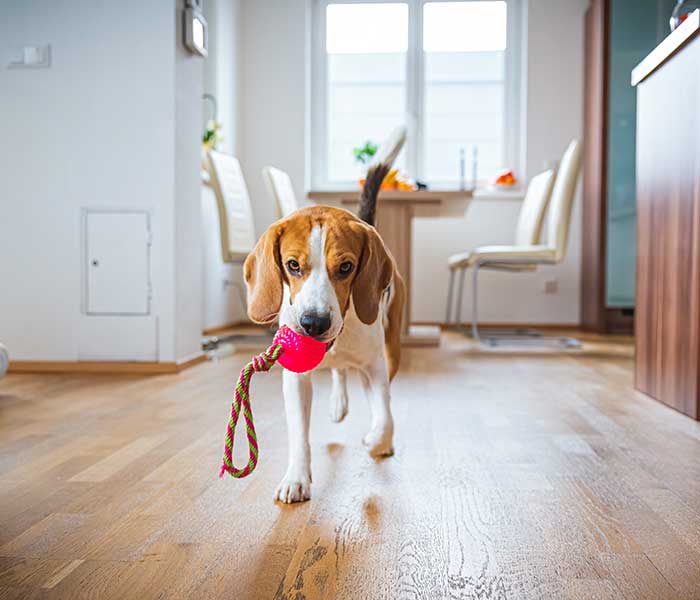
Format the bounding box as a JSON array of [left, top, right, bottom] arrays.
[[472, 187, 525, 200], [307, 186, 524, 201]]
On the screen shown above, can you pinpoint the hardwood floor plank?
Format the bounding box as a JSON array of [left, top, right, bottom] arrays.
[[636, 487, 700, 554], [0, 333, 699, 598], [613, 506, 700, 599], [41, 559, 85, 590], [0, 512, 89, 560], [68, 435, 171, 483], [0, 557, 66, 589], [594, 553, 680, 600]]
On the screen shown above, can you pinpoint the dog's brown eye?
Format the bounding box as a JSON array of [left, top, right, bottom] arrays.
[[286, 259, 301, 275], [339, 261, 354, 275]]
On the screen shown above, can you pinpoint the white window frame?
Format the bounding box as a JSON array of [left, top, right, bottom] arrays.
[[311, 0, 523, 190]]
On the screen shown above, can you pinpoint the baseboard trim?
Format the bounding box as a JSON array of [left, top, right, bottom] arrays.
[[202, 321, 248, 336], [414, 321, 582, 331], [175, 352, 207, 371], [9, 352, 207, 375]]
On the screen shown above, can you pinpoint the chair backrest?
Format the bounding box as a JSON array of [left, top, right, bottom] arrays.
[[514, 169, 555, 246], [206, 151, 256, 261], [262, 166, 299, 219], [546, 139, 582, 261]]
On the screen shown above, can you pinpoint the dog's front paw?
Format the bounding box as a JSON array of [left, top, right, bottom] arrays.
[[363, 426, 394, 458], [275, 472, 311, 504]]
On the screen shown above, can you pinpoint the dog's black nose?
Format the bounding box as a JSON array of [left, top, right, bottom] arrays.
[[299, 313, 331, 337]]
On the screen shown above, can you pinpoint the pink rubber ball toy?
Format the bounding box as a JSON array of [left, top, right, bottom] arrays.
[[272, 325, 327, 373]]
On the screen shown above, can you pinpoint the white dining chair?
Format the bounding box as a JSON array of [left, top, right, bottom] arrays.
[[203, 151, 269, 350], [262, 166, 300, 219], [445, 139, 583, 347], [207, 151, 257, 264]]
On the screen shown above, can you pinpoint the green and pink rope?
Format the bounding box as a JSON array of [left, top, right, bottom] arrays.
[[219, 341, 284, 478], [219, 326, 327, 480]]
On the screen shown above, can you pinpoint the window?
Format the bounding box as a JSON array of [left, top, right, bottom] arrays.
[[312, 0, 521, 188]]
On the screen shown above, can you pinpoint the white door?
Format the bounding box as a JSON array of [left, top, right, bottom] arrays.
[[85, 211, 151, 315]]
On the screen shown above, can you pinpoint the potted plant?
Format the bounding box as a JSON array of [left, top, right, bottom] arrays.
[[352, 141, 378, 165]]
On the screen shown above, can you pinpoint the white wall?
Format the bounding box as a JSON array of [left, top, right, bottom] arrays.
[[201, 0, 248, 329], [414, 0, 587, 324], [237, 0, 588, 325], [239, 0, 310, 235], [0, 0, 205, 362], [0, 0, 587, 363], [176, 0, 206, 360], [203, 0, 243, 156]]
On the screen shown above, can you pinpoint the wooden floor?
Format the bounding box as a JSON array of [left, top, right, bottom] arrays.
[[1, 332, 700, 599]]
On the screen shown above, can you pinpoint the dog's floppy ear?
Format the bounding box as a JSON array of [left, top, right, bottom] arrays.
[[244, 223, 284, 324], [351, 223, 393, 325]]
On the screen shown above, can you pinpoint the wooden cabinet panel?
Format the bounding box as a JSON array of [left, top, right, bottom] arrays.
[[635, 34, 700, 419]]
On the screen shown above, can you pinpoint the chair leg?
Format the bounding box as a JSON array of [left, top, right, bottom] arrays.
[[454, 268, 467, 330], [445, 269, 456, 325], [471, 262, 482, 343], [469, 260, 580, 349]]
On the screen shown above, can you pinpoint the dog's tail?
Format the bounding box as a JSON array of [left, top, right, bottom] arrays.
[[358, 126, 406, 226], [358, 163, 390, 226]]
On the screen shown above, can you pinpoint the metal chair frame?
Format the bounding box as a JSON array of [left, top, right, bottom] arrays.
[[446, 257, 581, 348]]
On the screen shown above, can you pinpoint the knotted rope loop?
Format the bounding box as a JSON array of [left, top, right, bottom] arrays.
[[219, 343, 284, 479]]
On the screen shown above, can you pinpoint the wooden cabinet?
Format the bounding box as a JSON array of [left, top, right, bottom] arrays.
[[633, 12, 700, 420]]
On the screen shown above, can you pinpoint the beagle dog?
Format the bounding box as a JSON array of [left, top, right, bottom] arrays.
[[244, 164, 405, 503]]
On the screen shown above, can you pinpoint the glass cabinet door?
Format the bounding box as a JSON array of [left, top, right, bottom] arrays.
[[605, 0, 675, 307]]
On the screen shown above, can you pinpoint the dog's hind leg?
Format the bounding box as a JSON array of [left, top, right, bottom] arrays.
[[361, 361, 394, 458], [329, 368, 349, 423]]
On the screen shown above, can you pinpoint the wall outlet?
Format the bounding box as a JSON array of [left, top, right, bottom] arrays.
[[544, 279, 559, 294]]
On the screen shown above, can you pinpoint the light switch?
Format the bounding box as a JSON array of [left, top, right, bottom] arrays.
[[24, 46, 42, 64], [8, 44, 51, 69]]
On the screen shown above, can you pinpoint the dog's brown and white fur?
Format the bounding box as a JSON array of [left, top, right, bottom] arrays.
[[244, 165, 405, 503]]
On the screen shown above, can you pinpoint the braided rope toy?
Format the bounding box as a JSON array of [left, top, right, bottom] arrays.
[[219, 326, 327, 479]]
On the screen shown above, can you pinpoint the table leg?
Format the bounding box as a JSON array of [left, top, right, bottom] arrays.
[[374, 204, 440, 347]]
